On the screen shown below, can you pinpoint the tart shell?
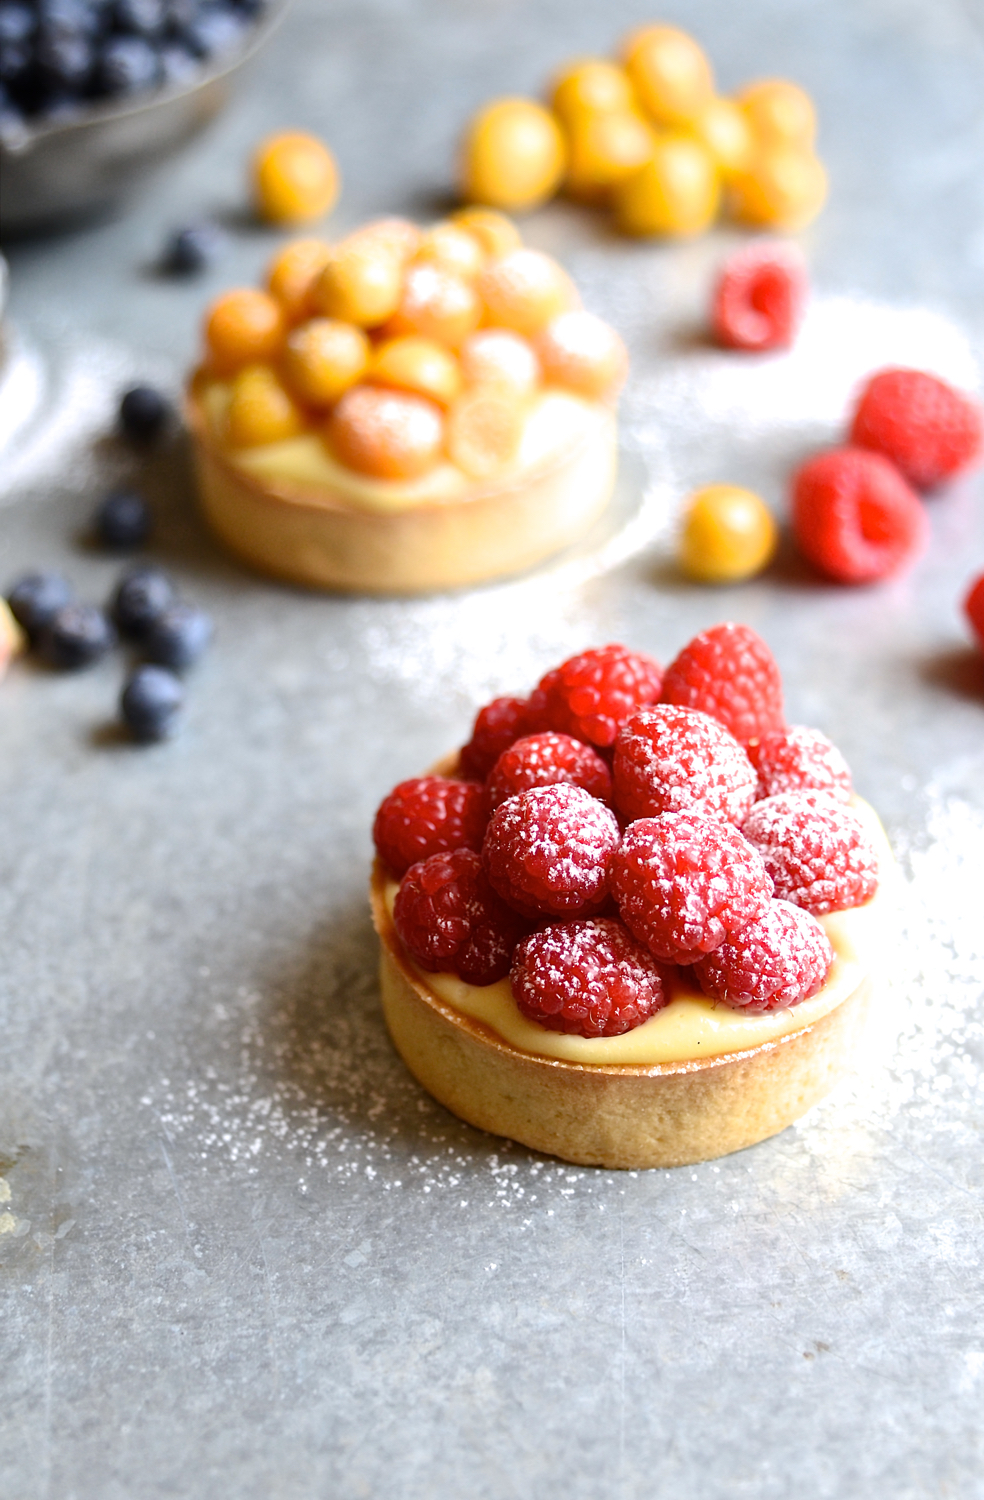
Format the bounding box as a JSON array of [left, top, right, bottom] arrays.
[[186, 382, 618, 594], [370, 859, 873, 1170]]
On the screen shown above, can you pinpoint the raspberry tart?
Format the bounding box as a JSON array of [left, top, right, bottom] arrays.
[[187, 212, 625, 593], [370, 628, 893, 1168]]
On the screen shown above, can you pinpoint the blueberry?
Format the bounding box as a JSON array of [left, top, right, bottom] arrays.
[[118, 384, 169, 443], [36, 29, 93, 89], [94, 488, 152, 549], [182, 5, 244, 59], [144, 603, 212, 670], [93, 33, 160, 94], [42, 602, 116, 670], [111, 0, 165, 38], [121, 664, 183, 741], [230, 0, 265, 16], [162, 220, 223, 275], [6, 570, 73, 639], [158, 42, 197, 86], [0, 38, 30, 82], [111, 563, 175, 639], [38, 0, 103, 40], [0, 5, 35, 46]]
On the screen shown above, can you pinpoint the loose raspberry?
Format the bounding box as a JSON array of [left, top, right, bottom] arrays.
[[488, 731, 612, 811], [742, 791, 879, 915], [511, 917, 670, 1037], [711, 240, 807, 353], [482, 783, 620, 919], [393, 848, 527, 986], [693, 900, 833, 1011], [373, 776, 489, 878], [850, 367, 983, 491], [529, 643, 663, 749], [964, 573, 984, 652], [610, 813, 773, 965], [660, 622, 785, 744], [791, 447, 928, 585], [748, 726, 852, 803], [612, 705, 757, 825], [458, 695, 536, 780]]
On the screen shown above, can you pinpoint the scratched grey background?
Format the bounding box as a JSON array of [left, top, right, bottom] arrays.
[[2, 1, 984, 1497]]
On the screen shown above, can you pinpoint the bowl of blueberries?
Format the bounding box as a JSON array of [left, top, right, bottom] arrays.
[[0, 0, 288, 232]]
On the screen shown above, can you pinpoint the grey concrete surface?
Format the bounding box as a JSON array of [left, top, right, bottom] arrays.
[[1, 1, 983, 1497]]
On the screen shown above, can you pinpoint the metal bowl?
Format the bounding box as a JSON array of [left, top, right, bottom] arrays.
[[0, 1, 289, 235]]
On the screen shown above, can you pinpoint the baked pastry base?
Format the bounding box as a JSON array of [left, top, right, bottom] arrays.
[[186, 384, 618, 594], [371, 860, 873, 1169]]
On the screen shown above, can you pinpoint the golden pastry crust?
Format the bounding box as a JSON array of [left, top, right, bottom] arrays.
[[370, 857, 873, 1169], [186, 380, 617, 594]]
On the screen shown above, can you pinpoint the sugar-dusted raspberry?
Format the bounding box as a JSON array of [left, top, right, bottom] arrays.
[[458, 695, 537, 780], [850, 368, 983, 491], [791, 447, 928, 585], [529, 643, 663, 749], [488, 732, 612, 811], [611, 812, 773, 965], [693, 899, 833, 1011], [511, 917, 670, 1037], [964, 573, 984, 652], [712, 240, 807, 352], [393, 849, 527, 986], [660, 622, 785, 745], [613, 705, 757, 825], [483, 783, 620, 919], [742, 791, 879, 915], [748, 726, 852, 803], [373, 776, 489, 878]]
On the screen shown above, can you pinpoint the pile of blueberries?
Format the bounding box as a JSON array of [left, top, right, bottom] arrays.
[[0, 0, 267, 131]]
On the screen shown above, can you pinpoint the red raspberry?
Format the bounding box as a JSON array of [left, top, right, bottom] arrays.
[[610, 812, 773, 965], [529, 644, 663, 749], [711, 240, 807, 352], [488, 731, 612, 811], [613, 705, 757, 825], [693, 900, 833, 1011], [748, 726, 852, 803], [511, 917, 670, 1037], [965, 573, 984, 652], [482, 783, 620, 919], [791, 446, 928, 585], [373, 776, 489, 878], [850, 367, 984, 491], [742, 791, 879, 915], [458, 696, 536, 780], [660, 622, 785, 744], [393, 848, 527, 986]]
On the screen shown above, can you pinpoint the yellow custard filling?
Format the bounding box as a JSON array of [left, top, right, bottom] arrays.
[[384, 798, 894, 1066], [198, 381, 603, 514]]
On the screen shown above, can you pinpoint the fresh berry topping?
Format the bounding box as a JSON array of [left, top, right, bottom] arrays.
[[373, 776, 489, 879], [144, 604, 214, 671], [93, 488, 152, 549], [511, 917, 670, 1037], [712, 240, 807, 352], [748, 726, 852, 802], [482, 783, 620, 918], [393, 848, 527, 986], [693, 900, 833, 1011], [120, 664, 184, 743], [660, 622, 784, 744], [163, 221, 224, 276], [488, 731, 612, 811], [791, 447, 928, 584], [742, 791, 879, 915], [610, 812, 773, 965], [850, 367, 984, 491], [529, 644, 663, 749], [42, 603, 115, 670], [110, 564, 176, 640], [458, 695, 536, 780], [966, 573, 984, 652], [612, 705, 757, 825], [118, 385, 170, 444], [6, 570, 72, 640]]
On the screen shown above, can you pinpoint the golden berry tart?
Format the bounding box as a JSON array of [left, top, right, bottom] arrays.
[[369, 624, 892, 1169], [187, 211, 626, 593]]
